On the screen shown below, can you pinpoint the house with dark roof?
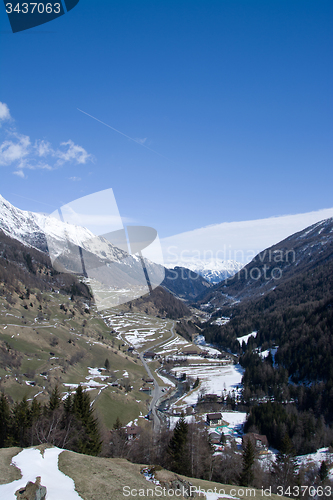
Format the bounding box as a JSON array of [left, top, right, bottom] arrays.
[[126, 426, 141, 440], [206, 412, 223, 426], [140, 386, 152, 395], [143, 351, 156, 359], [242, 433, 269, 454]]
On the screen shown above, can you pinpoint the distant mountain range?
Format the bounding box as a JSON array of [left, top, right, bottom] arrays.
[[168, 259, 244, 284]]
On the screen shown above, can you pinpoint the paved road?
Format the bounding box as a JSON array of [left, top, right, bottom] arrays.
[[139, 321, 176, 432]]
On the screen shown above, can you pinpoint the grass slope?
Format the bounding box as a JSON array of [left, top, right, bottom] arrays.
[[0, 446, 291, 500], [0, 284, 170, 428]]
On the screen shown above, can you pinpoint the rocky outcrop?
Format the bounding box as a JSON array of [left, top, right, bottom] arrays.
[[15, 476, 46, 500]]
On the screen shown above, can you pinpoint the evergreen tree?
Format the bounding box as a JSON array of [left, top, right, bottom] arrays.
[[28, 398, 42, 447], [319, 460, 328, 482], [48, 386, 61, 411], [104, 358, 110, 370], [63, 393, 72, 414], [167, 416, 189, 475], [113, 416, 122, 430], [193, 377, 200, 389], [239, 437, 255, 486], [271, 434, 297, 492], [0, 394, 11, 447], [30, 398, 41, 421], [71, 385, 101, 455], [12, 397, 30, 447]]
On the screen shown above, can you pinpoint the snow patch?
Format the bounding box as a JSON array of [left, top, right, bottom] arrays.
[[0, 447, 83, 500]]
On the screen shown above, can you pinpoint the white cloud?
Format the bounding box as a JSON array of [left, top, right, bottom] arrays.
[[34, 139, 53, 157], [0, 108, 92, 176], [32, 162, 53, 171], [0, 133, 30, 166], [13, 170, 25, 178], [69, 176, 82, 181], [0, 102, 11, 123], [56, 140, 91, 165]]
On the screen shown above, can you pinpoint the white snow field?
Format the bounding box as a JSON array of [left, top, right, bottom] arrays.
[[0, 447, 83, 500], [171, 363, 244, 409], [101, 311, 173, 350], [221, 411, 248, 436], [236, 332, 257, 345], [296, 447, 333, 479]]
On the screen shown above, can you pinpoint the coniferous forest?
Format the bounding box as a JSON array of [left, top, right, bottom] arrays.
[[0, 386, 101, 455]]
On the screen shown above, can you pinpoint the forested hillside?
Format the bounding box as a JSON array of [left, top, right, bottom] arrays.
[[199, 220, 333, 455]]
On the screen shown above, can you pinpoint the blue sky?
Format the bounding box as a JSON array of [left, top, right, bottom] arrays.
[[0, 0, 332, 239]]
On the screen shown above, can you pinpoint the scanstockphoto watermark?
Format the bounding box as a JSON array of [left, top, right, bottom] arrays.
[[123, 485, 333, 498], [123, 485, 257, 497], [226, 247, 296, 282], [44, 188, 165, 311], [166, 246, 296, 282]]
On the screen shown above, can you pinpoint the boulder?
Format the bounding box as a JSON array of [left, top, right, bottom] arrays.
[[15, 476, 46, 500]]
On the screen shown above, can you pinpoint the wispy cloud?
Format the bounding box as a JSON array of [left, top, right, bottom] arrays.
[[56, 140, 91, 165], [161, 208, 333, 265], [13, 169, 26, 179], [0, 103, 92, 178], [0, 102, 11, 123], [135, 137, 147, 145], [0, 133, 30, 166], [34, 139, 53, 157], [77, 108, 167, 158], [69, 176, 82, 182]]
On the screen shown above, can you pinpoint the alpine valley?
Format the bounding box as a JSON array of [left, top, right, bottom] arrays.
[[0, 195, 332, 498]]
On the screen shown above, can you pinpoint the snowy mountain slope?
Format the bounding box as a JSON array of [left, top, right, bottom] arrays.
[[198, 216, 333, 306], [167, 259, 244, 284], [0, 195, 165, 308], [0, 195, 210, 303], [0, 194, 127, 263]]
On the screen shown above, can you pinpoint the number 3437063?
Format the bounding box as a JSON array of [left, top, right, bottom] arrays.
[[5, 3, 61, 14]]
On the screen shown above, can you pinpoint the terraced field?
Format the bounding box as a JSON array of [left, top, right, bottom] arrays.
[[0, 289, 158, 428]]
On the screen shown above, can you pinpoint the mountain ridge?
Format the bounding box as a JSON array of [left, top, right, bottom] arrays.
[[197, 216, 333, 307], [0, 195, 210, 303]]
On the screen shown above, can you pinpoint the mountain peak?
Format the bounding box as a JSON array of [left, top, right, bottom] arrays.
[[167, 258, 244, 284]]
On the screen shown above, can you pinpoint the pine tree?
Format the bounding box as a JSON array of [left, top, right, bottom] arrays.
[[167, 416, 189, 475], [49, 386, 61, 411], [239, 437, 255, 486], [12, 397, 30, 447], [0, 393, 11, 448], [113, 416, 122, 430], [104, 358, 110, 370], [63, 393, 72, 414], [27, 398, 42, 447], [71, 385, 101, 455], [30, 398, 41, 421], [193, 377, 200, 389], [271, 434, 297, 492], [319, 460, 328, 482]]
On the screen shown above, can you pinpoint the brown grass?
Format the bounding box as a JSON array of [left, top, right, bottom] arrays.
[[0, 446, 291, 500], [0, 447, 22, 484]]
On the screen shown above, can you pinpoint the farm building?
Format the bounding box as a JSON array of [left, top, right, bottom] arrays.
[[206, 412, 223, 426]]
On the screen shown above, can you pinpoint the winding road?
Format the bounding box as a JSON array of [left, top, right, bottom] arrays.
[[138, 321, 176, 432]]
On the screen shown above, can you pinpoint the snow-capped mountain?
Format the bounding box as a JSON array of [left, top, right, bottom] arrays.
[[0, 194, 50, 252], [167, 259, 244, 284], [0, 194, 126, 263], [0, 195, 167, 308]]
